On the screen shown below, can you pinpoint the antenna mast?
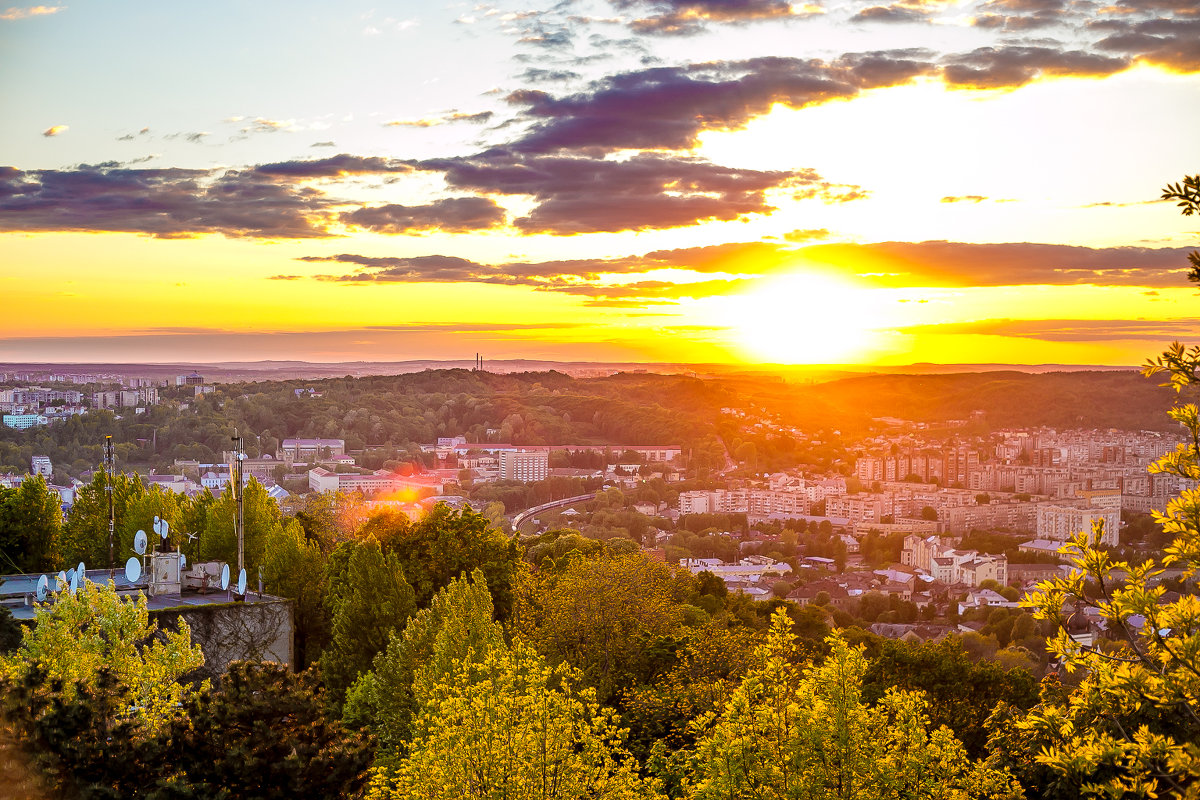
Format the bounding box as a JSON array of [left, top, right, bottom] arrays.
[[104, 435, 115, 580], [232, 429, 244, 580]]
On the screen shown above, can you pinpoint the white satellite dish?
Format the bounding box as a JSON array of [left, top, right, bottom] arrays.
[[125, 556, 142, 583], [57, 570, 67, 591], [220, 564, 230, 591], [153, 515, 161, 530], [134, 529, 148, 555], [69, 570, 79, 596], [161, 520, 170, 539], [236, 568, 247, 596], [76, 562, 86, 584], [35, 574, 49, 601], [180, 553, 187, 568]]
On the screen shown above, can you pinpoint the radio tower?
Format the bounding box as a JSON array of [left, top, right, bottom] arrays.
[[231, 429, 245, 580], [104, 435, 115, 580]]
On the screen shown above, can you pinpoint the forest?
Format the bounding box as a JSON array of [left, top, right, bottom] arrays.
[[0, 367, 1179, 485]]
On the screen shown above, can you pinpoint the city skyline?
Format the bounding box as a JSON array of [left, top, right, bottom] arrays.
[[1, 0, 1198, 366]]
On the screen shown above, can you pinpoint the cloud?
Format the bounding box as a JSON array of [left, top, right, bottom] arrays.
[[1, 5, 60, 20], [252, 154, 411, 179], [613, 0, 812, 36], [899, 317, 1200, 342], [517, 68, 582, 83], [41, 125, 67, 137], [853, 5, 934, 23], [781, 228, 831, 242], [941, 195, 988, 203], [1094, 17, 1200, 72], [796, 241, 1195, 287], [0, 163, 336, 239], [383, 111, 495, 128], [340, 197, 507, 233], [310, 141, 337, 148], [504, 54, 935, 154], [942, 46, 1130, 88], [419, 150, 819, 233]]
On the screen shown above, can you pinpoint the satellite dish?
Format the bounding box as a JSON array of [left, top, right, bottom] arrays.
[[35, 575, 49, 601], [125, 556, 142, 583], [180, 553, 187, 568], [76, 562, 86, 584], [236, 568, 247, 596], [69, 570, 79, 596], [153, 515, 161, 531], [57, 570, 67, 590], [134, 530, 148, 555], [220, 564, 230, 591], [160, 519, 170, 539]]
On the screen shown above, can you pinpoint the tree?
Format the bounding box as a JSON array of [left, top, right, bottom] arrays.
[[0, 474, 62, 573], [163, 661, 372, 800], [689, 610, 1023, 800], [320, 538, 416, 706], [0, 578, 204, 734], [344, 569, 506, 759], [260, 520, 330, 669], [364, 639, 659, 800], [516, 553, 684, 703], [1012, 182, 1200, 798]]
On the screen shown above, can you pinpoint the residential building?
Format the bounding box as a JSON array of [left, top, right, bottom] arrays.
[[498, 450, 549, 482], [31, 455, 52, 478]]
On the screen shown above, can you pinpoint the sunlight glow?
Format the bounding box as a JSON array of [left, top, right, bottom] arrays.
[[720, 271, 885, 364]]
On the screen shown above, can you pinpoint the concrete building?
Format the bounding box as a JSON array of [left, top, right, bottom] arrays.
[[280, 438, 345, 462], [2, 414, 48, 429], [1036, 503, 1120, 546], [498, 449, 549, 482], [31, 455, 52, 478]]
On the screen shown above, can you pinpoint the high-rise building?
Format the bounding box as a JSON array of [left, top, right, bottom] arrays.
[[498, 450, 548, 482]]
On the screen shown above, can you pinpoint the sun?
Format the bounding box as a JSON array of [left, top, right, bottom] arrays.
[[719, 271, 881, 364]]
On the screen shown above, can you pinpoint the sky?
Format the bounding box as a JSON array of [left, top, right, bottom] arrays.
[[1, 0, 1198, 367]]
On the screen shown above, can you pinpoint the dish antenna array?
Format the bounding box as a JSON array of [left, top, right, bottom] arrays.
[[34, 561, 87, 603]]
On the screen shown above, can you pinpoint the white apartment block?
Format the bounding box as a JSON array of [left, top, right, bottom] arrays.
[[30, 456, 52, 478], [1036, 504, 1120, 546], [904, 535, 1008, 586], [498, 450, 549, 482]]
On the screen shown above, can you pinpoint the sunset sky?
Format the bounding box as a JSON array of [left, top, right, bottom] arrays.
[[1, 0, 1198, 366]]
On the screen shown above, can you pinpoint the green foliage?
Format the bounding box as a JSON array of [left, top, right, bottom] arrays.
[[260, 520, 330, 668], [1161, 175, 1200, 281], [0, 474, 62, 573], [163, 661, 372, 800], [320, 538, 416, 706], [860, 636, 1038, 759], [0, 579, 205, 734], [361, 504, 522, 618], [1008, 288, 1200, 797], [364, 637, 660, 800], [516, 553, 686, 703], [688, 610, 1024, 800], [344, 569, 506, 758]]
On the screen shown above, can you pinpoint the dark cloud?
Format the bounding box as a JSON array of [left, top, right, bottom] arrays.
[[0, 163, 334, 239], [899, 318, 1200, 342], [505, 59, 859, 153], [503, 54, 938, 155], [615, 0, 805, 36], [516, 67, 583, 83], [294, 250, 760, 303], [419, 150, 817, 234], [852, 5, 934, 23], [253, 154, 411, 179], [942, 45, 1129, 88], [310, 141, 337, 148], [971, 12, 1065, 30], [1094, 17, 1200, 72], [797, 241, 1195, 287], [340, 197, 506, 233]]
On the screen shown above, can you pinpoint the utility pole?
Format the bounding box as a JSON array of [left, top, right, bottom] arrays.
[[104, 435, 115, 580], [231, 429, 245, 582]]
